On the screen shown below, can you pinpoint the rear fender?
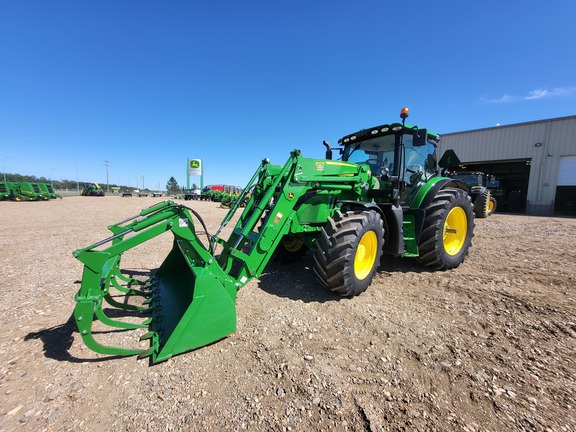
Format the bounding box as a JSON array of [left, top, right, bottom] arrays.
[[409, 178, 469, 243], [411, 178, 469, 211]]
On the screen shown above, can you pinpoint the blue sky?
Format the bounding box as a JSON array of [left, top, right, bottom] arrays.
[[1, 1, 575, 190]]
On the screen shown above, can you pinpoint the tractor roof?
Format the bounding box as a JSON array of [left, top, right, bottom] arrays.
[[338, 123, 440, 146]]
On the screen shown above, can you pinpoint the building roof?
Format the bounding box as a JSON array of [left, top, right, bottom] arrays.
[[442, 115, 576, 136]]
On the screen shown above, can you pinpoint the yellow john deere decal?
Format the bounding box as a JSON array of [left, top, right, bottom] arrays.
[[274, 212, 283, 224], [325, 161, 357, 167]]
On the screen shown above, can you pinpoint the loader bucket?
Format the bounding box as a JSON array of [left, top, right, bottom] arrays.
[[142, 241, 237, 363], [72, 201, 239, 364]]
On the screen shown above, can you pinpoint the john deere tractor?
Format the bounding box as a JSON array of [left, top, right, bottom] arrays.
[[72, 108, 474, 363], [81, 183, 105, 196], [449, 171, 497, 217]]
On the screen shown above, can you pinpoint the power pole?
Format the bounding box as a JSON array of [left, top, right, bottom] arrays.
[[105, 160, 110, 193]]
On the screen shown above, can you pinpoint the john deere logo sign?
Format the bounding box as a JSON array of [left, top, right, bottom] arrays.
[[188, 158, 202, 176]]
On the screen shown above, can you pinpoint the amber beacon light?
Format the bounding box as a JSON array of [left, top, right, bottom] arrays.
[[400, 107, 409, 119]]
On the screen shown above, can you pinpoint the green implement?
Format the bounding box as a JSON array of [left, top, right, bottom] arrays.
[[73, 108, 475, 364]]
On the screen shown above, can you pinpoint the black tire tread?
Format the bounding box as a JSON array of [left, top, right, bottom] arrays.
[[313, 210, 383, 297], [473, 190, 490, 218], [419, 188, 474, 270]]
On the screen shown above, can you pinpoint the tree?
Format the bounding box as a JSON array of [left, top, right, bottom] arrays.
[[166, 177, 179, 194], [192, 183, 198, 190]]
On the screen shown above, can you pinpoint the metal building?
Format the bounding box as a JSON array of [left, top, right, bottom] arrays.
[[438, 115, 576, 216]]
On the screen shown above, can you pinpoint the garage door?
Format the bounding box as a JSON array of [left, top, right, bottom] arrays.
[[555, 156, 576, 215], [557, 156, 576, 186]]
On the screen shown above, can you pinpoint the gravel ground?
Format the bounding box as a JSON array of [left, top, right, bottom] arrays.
[[0, 196, 575, 431]]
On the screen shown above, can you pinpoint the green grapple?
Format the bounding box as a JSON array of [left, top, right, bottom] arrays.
[[73, 109, 476, 363]]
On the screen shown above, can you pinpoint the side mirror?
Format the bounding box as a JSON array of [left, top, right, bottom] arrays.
[[413, 129, 428, 146]]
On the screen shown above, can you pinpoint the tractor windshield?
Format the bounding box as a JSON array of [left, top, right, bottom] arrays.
[[342, 133, 437, 180], [343, 134, 396, 175]]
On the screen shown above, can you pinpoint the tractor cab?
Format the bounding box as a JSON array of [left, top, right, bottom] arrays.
[[337, 108, 440, 205]]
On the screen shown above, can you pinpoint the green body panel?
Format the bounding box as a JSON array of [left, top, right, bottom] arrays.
[[401, 213, 419, 257]]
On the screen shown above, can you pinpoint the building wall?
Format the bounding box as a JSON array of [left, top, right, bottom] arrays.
[[438, 116, 576, 215]]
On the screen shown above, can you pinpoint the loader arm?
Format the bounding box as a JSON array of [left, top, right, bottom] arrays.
[[72, 150, 374, 363]]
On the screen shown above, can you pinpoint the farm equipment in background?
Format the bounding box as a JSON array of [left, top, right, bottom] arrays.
[[38, 183, 62, 199], [17, 182, 47, 200], [0, 181, 59, 201], [72, 108, 475, 364], [184, 188, 201, 200], [0, 181, 23, 201], [449, 171, 498, 217], [81, 183, 105, 196], [0, 181, 14, 200], [134, 189, 148, 197]]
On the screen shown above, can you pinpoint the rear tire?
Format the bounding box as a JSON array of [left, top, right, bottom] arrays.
[[313, 210, 384, 297], [419, 188, 474, 270], [487, 196, 497, 216], [473, 189, 490, 218]]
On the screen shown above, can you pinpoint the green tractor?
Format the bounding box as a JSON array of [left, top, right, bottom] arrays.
[[81, 183, 105, 196], [449, 171, 497, 217], [72, 108, 474, 363]]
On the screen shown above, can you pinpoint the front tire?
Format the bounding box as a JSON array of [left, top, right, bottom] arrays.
[[419, 188, 474, 270], [313, 210, 384, 297]]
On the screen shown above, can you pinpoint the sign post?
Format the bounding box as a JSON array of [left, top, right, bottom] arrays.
[[186, 158, 203, 191]]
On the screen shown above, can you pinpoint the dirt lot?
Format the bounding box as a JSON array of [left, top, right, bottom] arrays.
[[0, 196, 575, 431]]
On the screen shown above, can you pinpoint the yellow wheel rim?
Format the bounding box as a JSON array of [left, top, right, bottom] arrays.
[[354, 231, 378, 280], [488, 199, 494, 213], [283, 238, 304, 253], [443, 207, 467, 256]]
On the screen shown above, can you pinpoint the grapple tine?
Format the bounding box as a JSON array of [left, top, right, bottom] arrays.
[[137, 344, 159, 360], [74, 301, 142, 357], [95, 307, 147, 330], [104, 293, 149, 312], [140, 331, 154, 341], [111, 275, 148, 296]]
